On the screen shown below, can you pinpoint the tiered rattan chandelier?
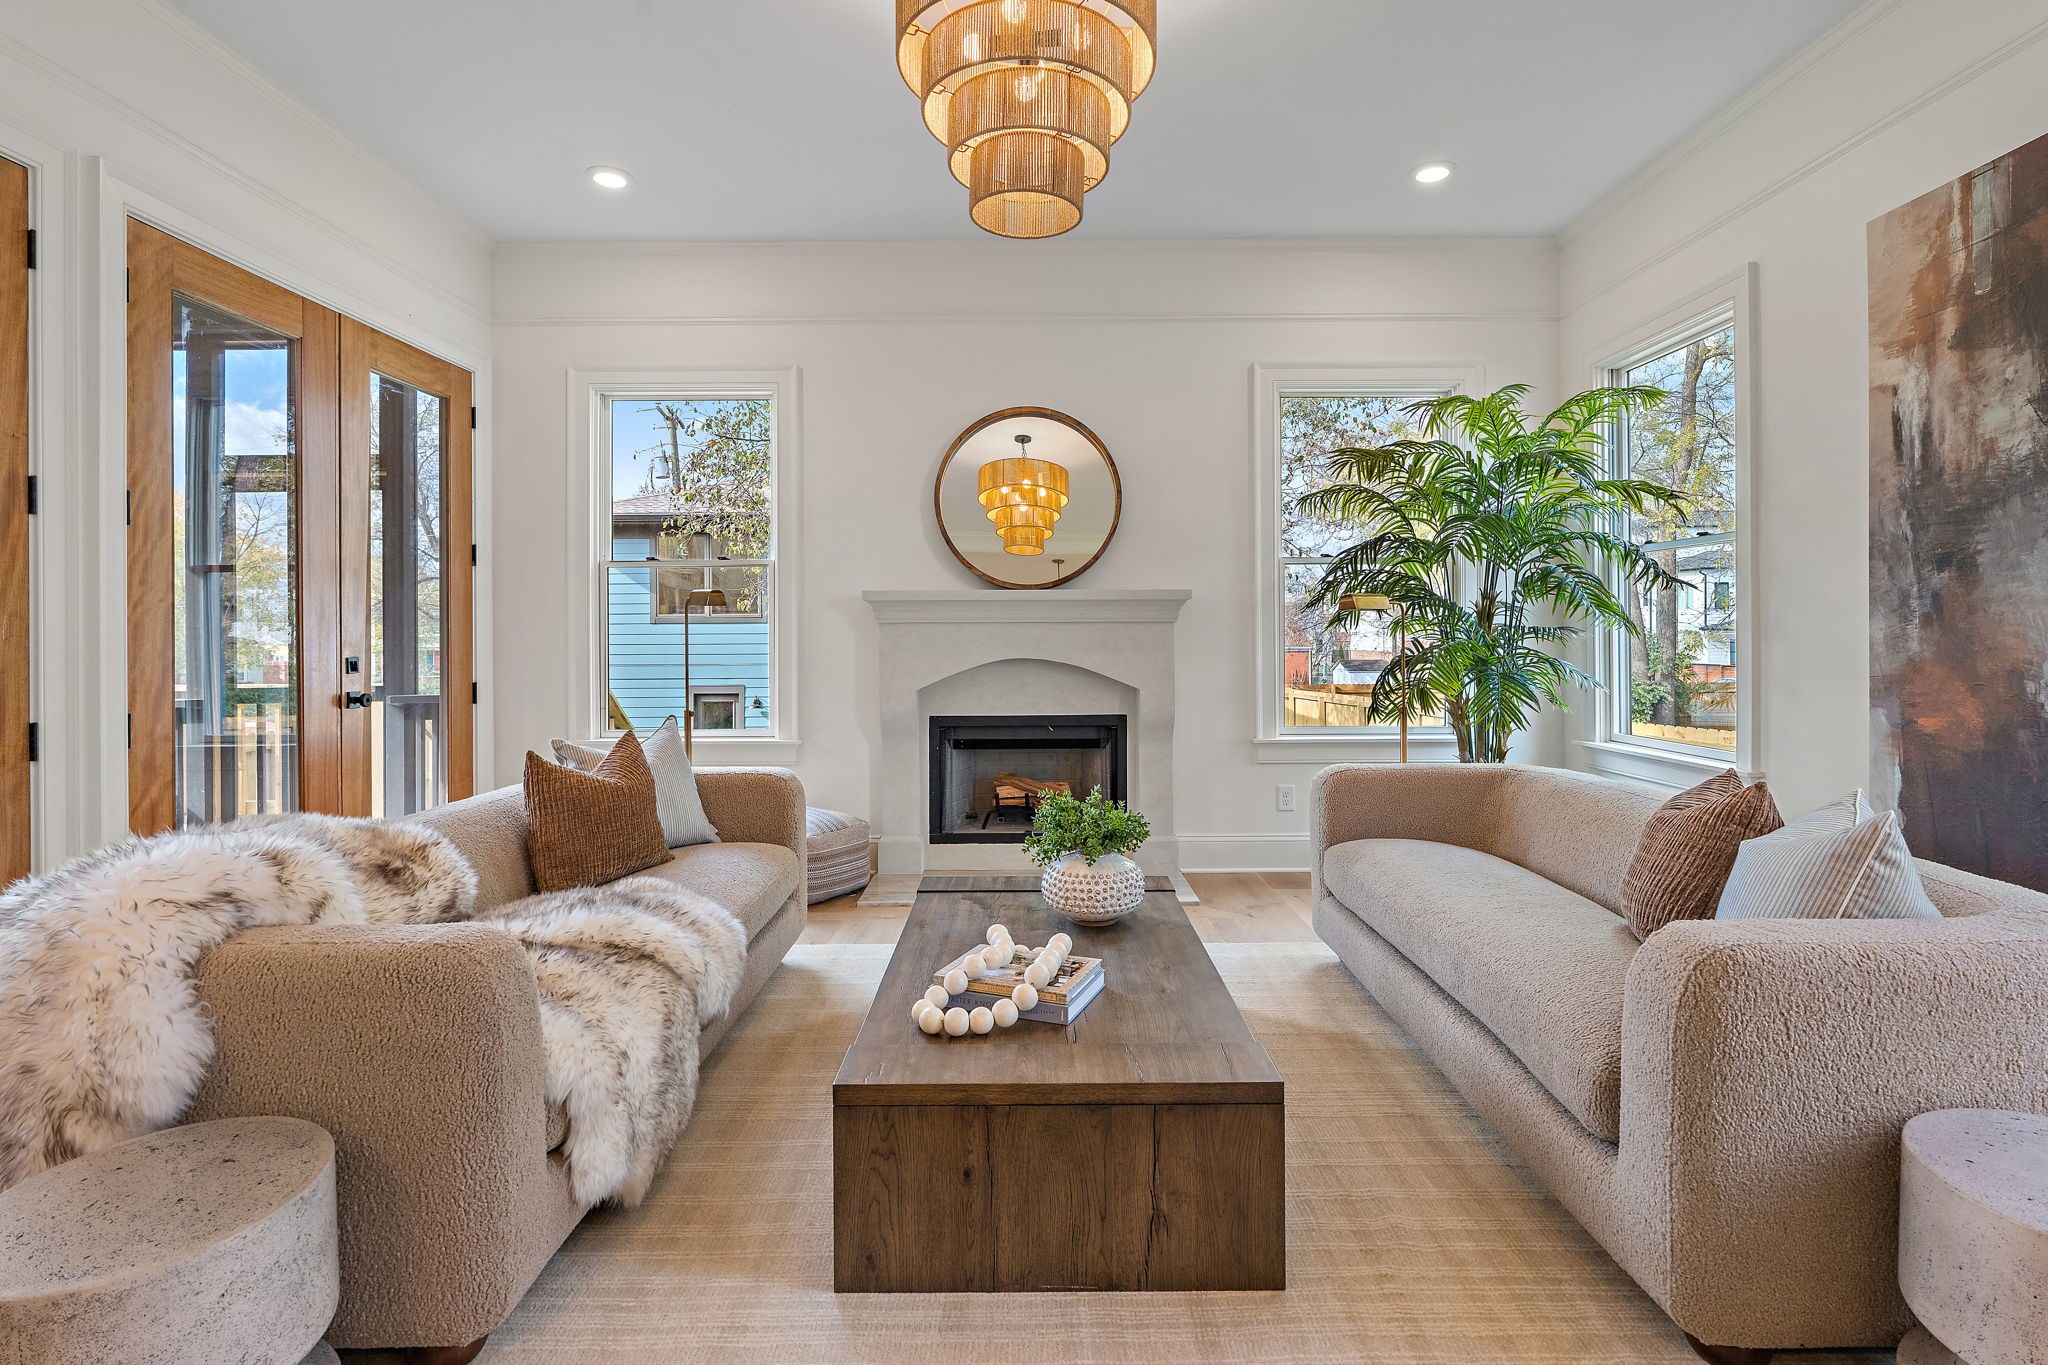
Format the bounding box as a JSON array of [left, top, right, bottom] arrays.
[[897, 0, 1157, 239], [979, 434, 1069, 554]]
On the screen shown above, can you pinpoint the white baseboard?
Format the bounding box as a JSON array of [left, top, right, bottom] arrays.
[[1176, 832, 1313, 873]]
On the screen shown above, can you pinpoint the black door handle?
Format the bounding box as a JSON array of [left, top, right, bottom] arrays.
[[344, 691, 372, 709]]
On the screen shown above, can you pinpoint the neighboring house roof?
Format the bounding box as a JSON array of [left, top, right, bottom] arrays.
[[612, 492, 754, 527], [1670, 541, 1733, 574]]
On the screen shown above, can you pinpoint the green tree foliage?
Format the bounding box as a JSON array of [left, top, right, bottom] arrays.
[[1617, 330, 1737, 728], [1294, 384, 1694, 763], [633, 399, 773, 560]]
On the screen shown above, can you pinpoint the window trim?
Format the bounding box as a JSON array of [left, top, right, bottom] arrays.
[[1249, 364, 1479, 764], [566, 368, 801, 758], [1579, 266, 1760, 787]]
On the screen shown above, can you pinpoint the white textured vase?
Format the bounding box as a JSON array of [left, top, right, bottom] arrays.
[[1040, 851, 1145, 926]]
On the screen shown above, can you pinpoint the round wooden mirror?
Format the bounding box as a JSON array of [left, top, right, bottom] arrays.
[[934, 407, 1121, 590]]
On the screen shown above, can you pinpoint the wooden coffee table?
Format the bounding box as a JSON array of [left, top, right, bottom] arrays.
[[832, 875, 1285, 1293]]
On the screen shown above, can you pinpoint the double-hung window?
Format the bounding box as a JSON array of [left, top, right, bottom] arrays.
[[600, 391, 779, 739], [1607, 313, 1740, 756], [1252, 367, 1478, 760], [1277, 394, 1427, 733]]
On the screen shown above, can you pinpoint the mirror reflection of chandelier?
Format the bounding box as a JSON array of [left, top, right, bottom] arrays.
[[978, 433, 1069, 555], [896, 0, 1157, 239]]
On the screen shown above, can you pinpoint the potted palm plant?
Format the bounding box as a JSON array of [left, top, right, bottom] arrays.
[[1295, 384, 1692, 763], [1025, 787, 1152, 925]]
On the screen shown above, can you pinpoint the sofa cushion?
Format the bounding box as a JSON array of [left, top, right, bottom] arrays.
[[1621, 769, 1783, 939], [554, 716, 719, 850], [1716, 790, 1940, 922], [522, 732, 670, 893], [634, 842, 801, 941], [1323, 837, 1636, 1143]]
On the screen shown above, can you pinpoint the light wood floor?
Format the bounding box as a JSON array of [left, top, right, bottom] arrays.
[[798, 871, 1315, 946]]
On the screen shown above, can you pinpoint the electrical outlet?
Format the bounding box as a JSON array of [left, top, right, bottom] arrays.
[[1276, 784, 1297, 813]]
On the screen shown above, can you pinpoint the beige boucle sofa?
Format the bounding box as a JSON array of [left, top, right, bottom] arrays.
[[185, 768, 807, 1361], [1311, 763, 2048, 1360]]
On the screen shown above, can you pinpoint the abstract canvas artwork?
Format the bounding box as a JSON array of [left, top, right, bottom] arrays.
[[1870, 130, 2048, 892]]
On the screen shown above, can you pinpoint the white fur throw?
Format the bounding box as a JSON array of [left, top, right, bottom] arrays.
[[0, 827, 367, 1186], [475, 878, 745, 1206], [0, 818, 744, 1209]]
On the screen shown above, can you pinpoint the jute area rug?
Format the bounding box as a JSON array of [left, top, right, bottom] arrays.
[[435, 943, 1892, 1365]]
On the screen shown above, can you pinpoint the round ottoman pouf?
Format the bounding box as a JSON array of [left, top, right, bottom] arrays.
[[0, 1117, 339, 1365], [806, 807, 872, 903], [1899, 1109, 2048, 1365]]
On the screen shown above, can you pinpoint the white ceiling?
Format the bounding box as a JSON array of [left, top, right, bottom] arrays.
[[166, 0, 1865, 242]]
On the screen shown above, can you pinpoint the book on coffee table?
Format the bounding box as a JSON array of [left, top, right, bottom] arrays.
[[931, 946, 1105, 1024]]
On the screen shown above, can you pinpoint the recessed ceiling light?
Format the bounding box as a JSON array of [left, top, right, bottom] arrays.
[[1412, 162, 1454, 185], [588, 165, 631, 190]]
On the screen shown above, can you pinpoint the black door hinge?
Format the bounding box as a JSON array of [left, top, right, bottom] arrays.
[[469, 405, 476, 430], [25, 722, 37, 762], [25, 229, 35, 270], [471, 681, 478, 705], [25, 475, 36, 515], [125, 267, 131, 303], [125, 490, 132, 526], [469, 543, 477, 567], [126, 714, 132, 749]]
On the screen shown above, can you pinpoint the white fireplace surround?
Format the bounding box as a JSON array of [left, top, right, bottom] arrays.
[[864, 590, 1191, 882]]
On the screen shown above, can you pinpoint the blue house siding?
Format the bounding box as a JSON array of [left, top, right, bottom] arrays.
[[606, 556, 771, 732]]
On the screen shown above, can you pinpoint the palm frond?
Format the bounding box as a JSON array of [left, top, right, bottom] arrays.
[[1288, 380, 1703, 761]]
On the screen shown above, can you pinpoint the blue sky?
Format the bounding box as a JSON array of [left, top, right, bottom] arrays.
[[610, 397, 741, 501]]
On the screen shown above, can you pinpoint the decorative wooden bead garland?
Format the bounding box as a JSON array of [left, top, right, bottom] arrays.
[[911, 924, 1073, 1038]]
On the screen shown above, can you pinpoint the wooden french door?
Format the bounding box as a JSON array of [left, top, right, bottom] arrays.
[[127, 222, 472, 833], [1, 158, 28, 881], [339, 320, 473, 817]]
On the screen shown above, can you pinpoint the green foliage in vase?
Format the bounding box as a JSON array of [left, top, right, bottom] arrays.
[[1024, 788, 1151, 867], [1294, 383, 1694, 763]]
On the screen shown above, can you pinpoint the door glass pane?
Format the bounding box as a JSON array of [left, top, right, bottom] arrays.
[[172, 295, 298, 827], [368, 372, 446, 816]]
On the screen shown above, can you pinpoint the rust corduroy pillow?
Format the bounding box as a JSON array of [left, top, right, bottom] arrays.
[[1620, 768, 1783, 940], [523, 729, 670, 893]]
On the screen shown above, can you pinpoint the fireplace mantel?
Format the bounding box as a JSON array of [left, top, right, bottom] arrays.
[[862, 589, 1191, 625], [862, 588, 1191, 888]]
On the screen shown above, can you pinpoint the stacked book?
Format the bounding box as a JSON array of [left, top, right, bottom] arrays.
[[932, 945, 1104, 1025]]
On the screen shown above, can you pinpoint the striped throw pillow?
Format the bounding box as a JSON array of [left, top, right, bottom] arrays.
[[1621, 769, 1784, 940], [1714, 791, 1941, 921]]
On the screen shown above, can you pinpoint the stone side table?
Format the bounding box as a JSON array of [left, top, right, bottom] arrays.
[[0, 1117, 339, 1365], [1899, 1109, 2048, 1365]]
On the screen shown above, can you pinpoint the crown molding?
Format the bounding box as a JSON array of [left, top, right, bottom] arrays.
[[1560, 4, 2048, 318], [0, 8, 492, 330], [1559, 0, 1910, 247], [491, 236, 1559, 258], [129, 0, 490, 250], [492, 309, 1561, 328]]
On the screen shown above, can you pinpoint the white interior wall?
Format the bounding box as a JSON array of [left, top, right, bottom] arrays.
[[491, 241, 1561, 870], [11, 0, 2042, 871], [1556, 0, 2048, 819], [0, 0, 494, 864]]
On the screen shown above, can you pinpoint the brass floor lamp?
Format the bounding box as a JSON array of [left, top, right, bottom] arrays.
[[1339, 594, 1407, 762]]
